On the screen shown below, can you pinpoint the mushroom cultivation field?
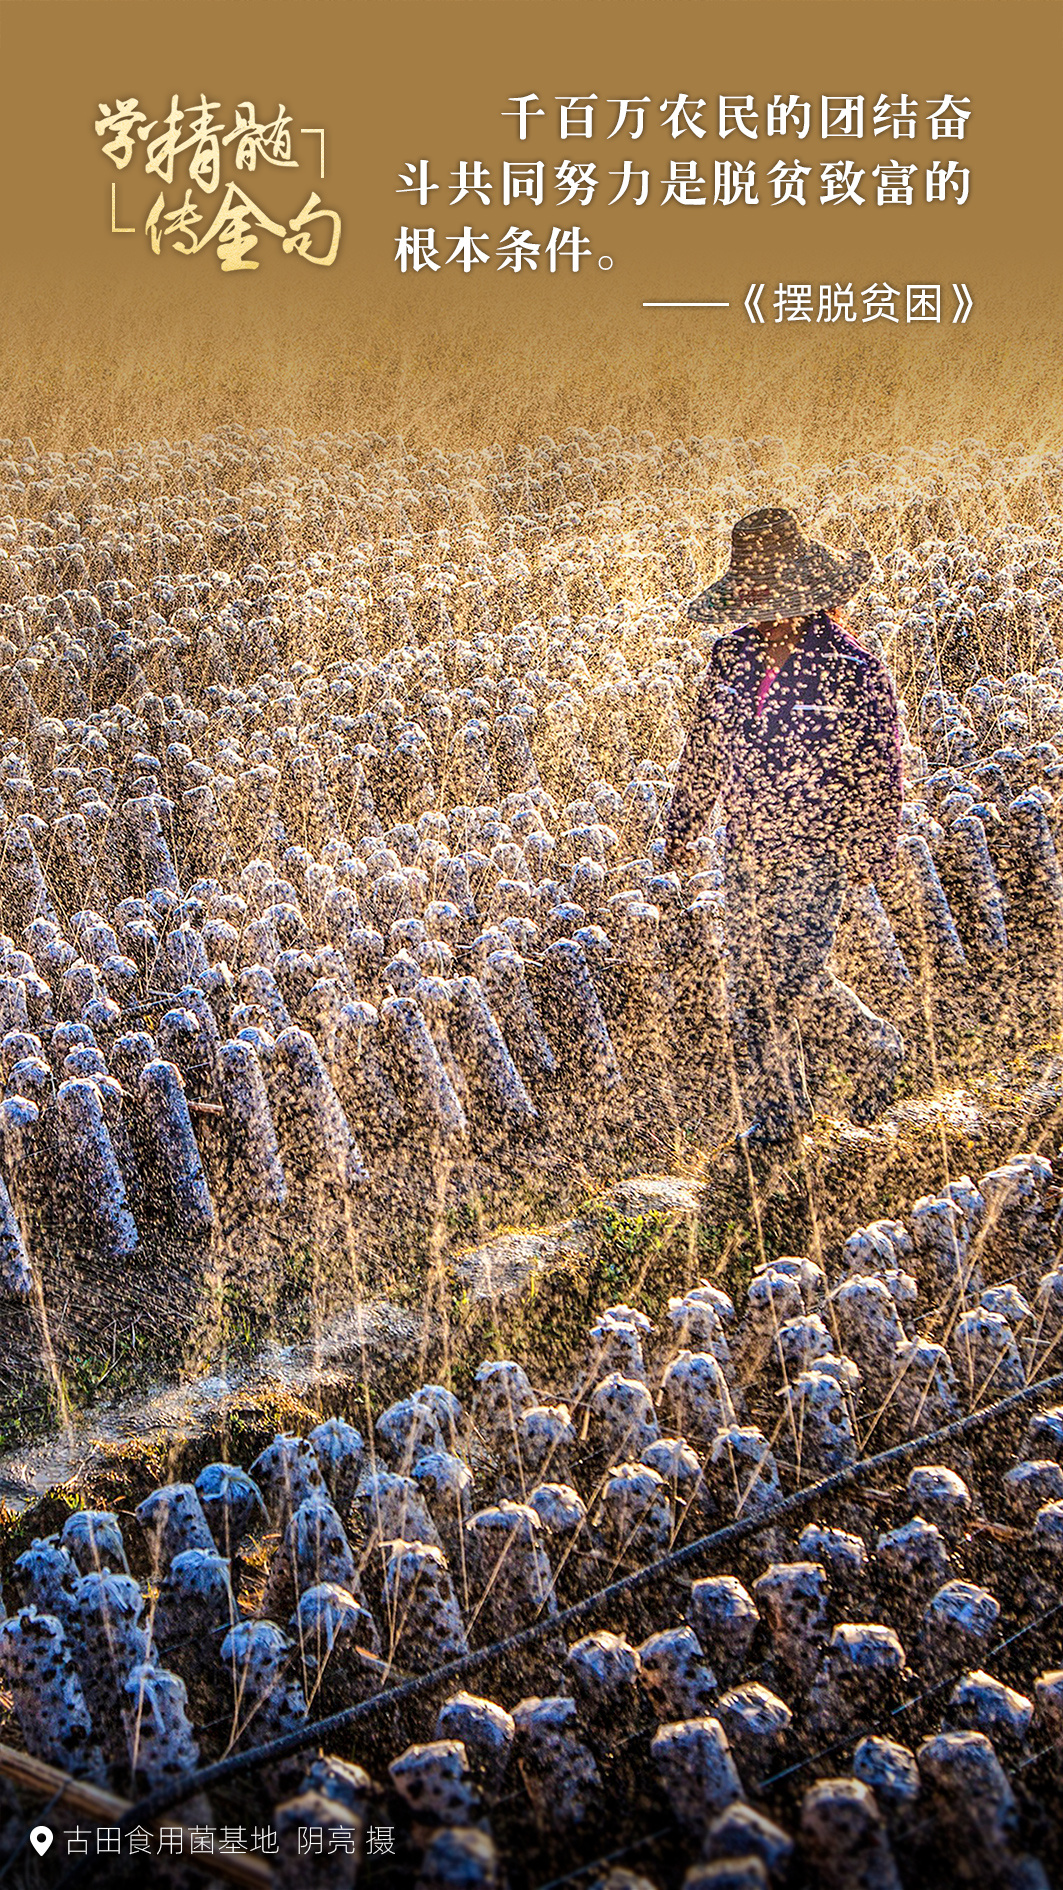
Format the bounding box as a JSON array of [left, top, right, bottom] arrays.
[[0, 426, 1063, 1885], [6, 1160, 1063, 1889]]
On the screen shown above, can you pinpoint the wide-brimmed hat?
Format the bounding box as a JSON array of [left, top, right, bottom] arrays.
[[685, 506, 876, 624]]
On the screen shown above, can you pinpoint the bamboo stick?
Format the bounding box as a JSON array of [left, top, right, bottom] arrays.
[[0, 1742, 272, 1888]]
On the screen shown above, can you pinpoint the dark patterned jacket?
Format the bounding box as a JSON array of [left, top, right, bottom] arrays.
[[664, 611, 903, 881]]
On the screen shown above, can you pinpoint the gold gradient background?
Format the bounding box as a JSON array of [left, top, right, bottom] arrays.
[[1, 0, 1059, 452]]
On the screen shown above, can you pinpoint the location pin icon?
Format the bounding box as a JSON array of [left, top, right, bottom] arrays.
[[30, 1826, 54, 1856]]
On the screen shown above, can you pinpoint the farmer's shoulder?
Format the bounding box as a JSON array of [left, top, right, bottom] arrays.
[[686, 629, 748, 723], [707, 624, 755, 677], [822, 617, 892, 687]]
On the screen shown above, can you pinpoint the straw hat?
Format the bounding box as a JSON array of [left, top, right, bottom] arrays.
[[685, 507, 876, 624]]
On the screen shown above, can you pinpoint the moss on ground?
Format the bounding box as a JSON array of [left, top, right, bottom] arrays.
[[2, 1019, 1060, 1569]]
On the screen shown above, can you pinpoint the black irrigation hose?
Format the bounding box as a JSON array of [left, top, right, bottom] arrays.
[[533, 1825, 675, 1890], [57, 1364, 1063, 1888]]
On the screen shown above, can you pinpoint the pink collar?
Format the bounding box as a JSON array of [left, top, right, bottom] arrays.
[[756, 665, 779, 719]]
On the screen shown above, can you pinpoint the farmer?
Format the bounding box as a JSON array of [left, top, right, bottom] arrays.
[[662, 506, 905, 1150]]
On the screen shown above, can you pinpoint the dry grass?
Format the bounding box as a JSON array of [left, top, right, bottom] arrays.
[[4, 275, 1061, 459]]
